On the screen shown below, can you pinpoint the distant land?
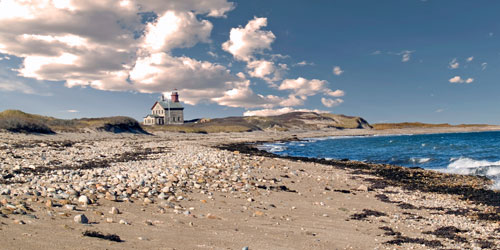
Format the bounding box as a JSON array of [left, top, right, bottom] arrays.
[[0, 109, 497, 134]]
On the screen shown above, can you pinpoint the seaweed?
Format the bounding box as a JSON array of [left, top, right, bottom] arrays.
[[350, 209, 387, 220], [82, 230, 123, 242]]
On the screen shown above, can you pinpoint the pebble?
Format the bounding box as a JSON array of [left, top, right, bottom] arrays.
[[65, 204, 76, 210], [74, 214, 89, 224], [78, 195, 90, 205], [119, 219, 129, 225], [357, 184, 368, 192], [109, 207, 120, 214]]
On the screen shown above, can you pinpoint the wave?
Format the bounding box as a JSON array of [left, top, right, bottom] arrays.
[[443, 157, 500, 189], [410, 157, 431, 164], [257, 144, 287, 153]]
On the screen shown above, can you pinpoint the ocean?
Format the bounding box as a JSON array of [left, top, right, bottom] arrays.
[[259, 131, 500, 189]]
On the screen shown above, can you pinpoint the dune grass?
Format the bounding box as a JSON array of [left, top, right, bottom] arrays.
[[0, 110, 145, 134]]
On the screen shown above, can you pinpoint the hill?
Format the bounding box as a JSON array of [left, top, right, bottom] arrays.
[[146, 112, 372, 133], [0, 110, 147, 134]]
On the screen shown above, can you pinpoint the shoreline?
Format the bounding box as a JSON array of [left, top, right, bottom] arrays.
[[1, 127, 500, 249]]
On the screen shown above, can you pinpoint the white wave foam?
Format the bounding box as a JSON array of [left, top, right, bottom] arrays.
[[444, 157, 500, 190], [410, 157, 431, 164], [257, 144, 287, 153]]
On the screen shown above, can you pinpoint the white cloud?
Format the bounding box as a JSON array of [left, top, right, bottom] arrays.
[[0, 0, 254, 107], [243, 107, 326, 117], [448, 58, 459, 69], [449, 76, 474, 84], [371, 50, 382, 55], [279, 77, 328, 97], [481, 62, 488, 71], [326, 89, 345, 97], [399, 50, 413, 62], [466, 56, 474, 62], [0, 81, 36, 95], [65, 109, 79, 113], [246, 59, 283, 83], [211, 82, 281, 108], [142, 10, 213, 52], [435, 108, 445, 113], [221, 17, 275, 62], [332, 66, 344, 76], [294, 60, 314, 66], [321, 97, 344, 108]]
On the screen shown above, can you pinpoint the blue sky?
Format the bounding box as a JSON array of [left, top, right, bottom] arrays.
[[0, 0, 499, 124]]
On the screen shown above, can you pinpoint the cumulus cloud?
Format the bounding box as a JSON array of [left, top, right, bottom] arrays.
[[466, 56, 474, 62], [278, 77, 329, 97], [222, 17, 275, 62], [449, 76, 474, 84], [326, 89, 345, 97], [243, 107, 327, 117], [332, 66, 344, 76], [448, 58, 459, 69], [142, 10, 213, 52], [321, 97, 344, 108], [246, 59, 283, 83], [0, 0, 251, 106]]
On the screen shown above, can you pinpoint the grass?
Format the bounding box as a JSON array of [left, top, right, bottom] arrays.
[[0, 110, 146, 134]]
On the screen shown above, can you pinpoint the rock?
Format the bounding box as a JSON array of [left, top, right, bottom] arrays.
[[1, 188, 11, 195], [357, 185, 368, 192], [158, 193, 168, 200], [74, 214, 89, 224], [13, 219, 25, 225], [242, 247, 249, 250], [144, 198, 153, 204], [45, 200, 54, 208], [119, 219, 129, 225], [109, 207, 119, 214], [105, 192, 117, 201], [106, 218, 114, 223], [65, 204, 76, 211], [78, 195, 90, 205], [254, 211, 264, 216]]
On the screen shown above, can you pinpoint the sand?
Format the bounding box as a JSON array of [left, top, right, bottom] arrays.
[[0, 127, 499, 250]]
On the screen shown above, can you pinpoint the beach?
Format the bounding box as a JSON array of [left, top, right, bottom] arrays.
[[1, 127, 500, 249]]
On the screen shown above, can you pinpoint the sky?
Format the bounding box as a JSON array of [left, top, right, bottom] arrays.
[[0, 0, 499, 124]]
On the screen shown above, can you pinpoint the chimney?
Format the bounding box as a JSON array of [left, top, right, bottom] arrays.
[[171, 91, 179, 103]]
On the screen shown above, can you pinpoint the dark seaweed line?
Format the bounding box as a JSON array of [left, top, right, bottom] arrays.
[[216, 142, 500, 214]]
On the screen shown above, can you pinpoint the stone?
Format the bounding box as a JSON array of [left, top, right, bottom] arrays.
[[45, 200, 53, 207], [78, 195, 90, 205], [357, 185, 368, 192], [119, 219, 129, 225], [144, 198, 153, 204], [13, 219, 25, 225], [65, 204, 76, 211], [109, 207, 119, 214], [106, 218, 114, 223], [74, 214, 89, 224]]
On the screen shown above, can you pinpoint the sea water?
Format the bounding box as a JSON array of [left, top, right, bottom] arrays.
[[260, 131, 500, 189]]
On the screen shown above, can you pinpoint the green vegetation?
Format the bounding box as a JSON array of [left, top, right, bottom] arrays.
[[0, 109, 373, 134], [0, 110, 146, 134], [145, 111, 372, 133]]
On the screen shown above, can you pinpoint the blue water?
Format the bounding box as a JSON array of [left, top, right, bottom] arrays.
[[260, 131, 500, 189]]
